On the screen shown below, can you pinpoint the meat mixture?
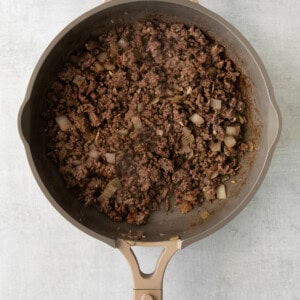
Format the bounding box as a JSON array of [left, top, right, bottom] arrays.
[[45, 20, 250, 225]]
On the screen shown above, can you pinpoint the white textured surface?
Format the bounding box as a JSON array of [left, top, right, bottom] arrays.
[[0, 0, 299, 299]]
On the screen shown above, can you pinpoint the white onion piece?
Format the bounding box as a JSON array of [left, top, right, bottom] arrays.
[[190, 114, 205, 126], [118, 128, 129, 136], [166, 89, 173, 96], [216, 184, 227, 199], [187, 150, 194, 160], [73, 75, 85, 86], [156, 129, 163, 136], [210, 98, 222, 110], [167, 95, 183, 103], [131, 116, 142, 130], [72, 160, 81, 166], [111, 177, 122, 189], [210, 141, 221, 152], [238, 115, 246, 124], [105, 153, 116, 164], [55, 115, 72, 131], [137, 102, 144, 113], [182, 127, 195, 153], [173, 83, 183, 92], [100, 185, 117, 200], [182, 127, 194, 143], [110, 42, 119, 53], [103, 63, 116, 71], [88, 149, 99, 159], [211, 171, 219, 179], [226, 126, 240, 136], [248, 141, 254, 152], [224, 135, 236, 148], [118, 38, 128, 49], [150, 97, 160, 105], [94, 62, 105, 72], [99, 178, 121, 201], [186, 86, 192, 95], [96, 52, 107, 63]]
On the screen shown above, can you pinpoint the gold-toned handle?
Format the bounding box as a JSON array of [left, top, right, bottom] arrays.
[[117, 239, 182, 300]]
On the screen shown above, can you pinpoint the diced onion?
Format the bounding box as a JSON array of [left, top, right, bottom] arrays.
[[226, 126, 240, 136], [173, 83, 183, 92], [105, 153, 116, 164], [216, 184, 227, 199], [248, 141, 254, 152], [88, 149, 99, 159], [156, 129, 163, 136], [73, 75, 85, 86], [186, 86, 192, 95], [137, 102, 144, 113], [224, 135, 236, 148], [210, 98, 222, 110], [182, 127, 194, 143], [131, 116, 142, 130], [150, 97, 160, 105], [166, 89, 173, 96], [118, 38, 128, 49], [58, 147, 67, 161], [238, 115, 246, 124], [182, 127, 195, 153], [167, 95, 183, 103], [211, 171, 219, 179], [202, 177, 210, 186], [103, 63, 116, 71], [190, 113, 205, 126], [72, 160, 81, 166], [100, 186, 117, 201], [96, 52, 107, 63], [98, 178, 122, 201], [55, 115, 72, 131], [187, 150, 194, 160], [110, 42, 119, 53], [85, 41, 98, 51], [210, 141, 221, 152], [94, 62, 105, 72], [111, 177, 122, 189], [118, 128, 129, 136]]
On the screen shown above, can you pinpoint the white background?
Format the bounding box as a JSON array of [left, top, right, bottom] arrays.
[[1, 0, 299, 299]]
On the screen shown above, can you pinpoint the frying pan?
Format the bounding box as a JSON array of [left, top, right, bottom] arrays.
[[18, 0, 281, 299]]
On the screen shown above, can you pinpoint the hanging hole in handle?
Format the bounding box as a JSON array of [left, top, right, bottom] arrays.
[[132, 246, 164, 275]]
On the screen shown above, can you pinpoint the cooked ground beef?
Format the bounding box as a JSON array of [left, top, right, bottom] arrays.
[[45, 20, 249, 225]]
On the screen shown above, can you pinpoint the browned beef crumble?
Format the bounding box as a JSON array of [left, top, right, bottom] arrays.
[[45, 20, 249, 225]]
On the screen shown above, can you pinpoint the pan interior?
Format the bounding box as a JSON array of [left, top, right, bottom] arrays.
[[23, 0, 273, 245]]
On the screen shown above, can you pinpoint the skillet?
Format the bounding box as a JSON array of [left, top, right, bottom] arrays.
[[18, 1, 281, 299]]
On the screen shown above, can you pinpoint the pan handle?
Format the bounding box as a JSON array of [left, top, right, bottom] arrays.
[[105, 0, 200, 3], [117, 239, 182, 300]]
